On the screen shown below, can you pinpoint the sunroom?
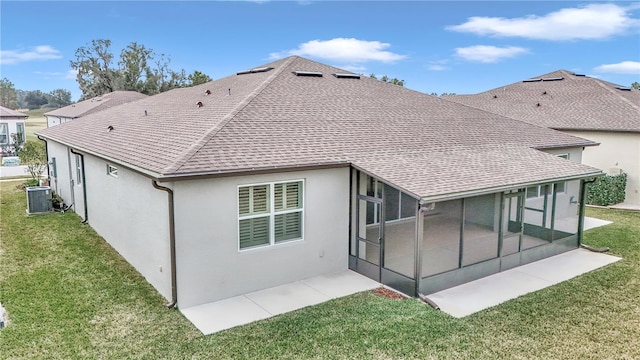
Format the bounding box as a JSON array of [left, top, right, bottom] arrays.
[[349, 168, 592, 297]]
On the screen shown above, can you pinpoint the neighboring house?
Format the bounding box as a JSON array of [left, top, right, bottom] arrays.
[[0, 106, 27, 157], [44, 91, 148, 127], [444, 71, 640, 207], [37, 56, 603, 310]]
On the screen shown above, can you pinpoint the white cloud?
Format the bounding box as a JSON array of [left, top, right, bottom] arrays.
[[0, 45, 63, 65], [427, 64, 448, 71], [594, 61, 640, 74], [269, 38, 406, 64], [65, 69, 78, 80], [426, 60, 449, 71], [32, 69, 77, 80], [455, 45, 529, 63], [340, 65, 367, 73], [447, 4, 639, 41]]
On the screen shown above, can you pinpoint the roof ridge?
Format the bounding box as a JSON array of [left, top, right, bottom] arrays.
[[162, 56, 297, 175], [591, 76, 640, 113]]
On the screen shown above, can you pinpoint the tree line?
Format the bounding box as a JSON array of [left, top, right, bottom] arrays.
[[1, 79, 72, 110], [0, 39, 212, 110], [71, 39, 211, 100]]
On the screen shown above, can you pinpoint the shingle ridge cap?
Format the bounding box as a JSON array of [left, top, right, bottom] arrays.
[[591, 76, 640, 113], [162, 56, 297, 175]]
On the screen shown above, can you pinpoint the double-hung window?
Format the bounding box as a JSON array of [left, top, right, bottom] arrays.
[[238, 180, 303, 250], [16, 123, 25, 143], [0, 123, 8, 145]]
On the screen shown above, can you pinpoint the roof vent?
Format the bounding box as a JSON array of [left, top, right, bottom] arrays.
[[542, 91, 547, 95], [572, 73, 586, 77], [205, 89, 211, 95], [615, 86, 632, 91], [536, 102, 541, 107], [332, 73, 360, 79], [542, 77, 564, 81], [107, 125, 114, 132], [236, 67, 273, 75], [493, 95, 498, 99], [523, 78, 542, 83], [196, 101, 203, 108], [293, 71, 323, 77]]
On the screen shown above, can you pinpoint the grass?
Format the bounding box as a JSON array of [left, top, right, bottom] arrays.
[[1, 180, 639, 359], [24, 115, 47, 143]]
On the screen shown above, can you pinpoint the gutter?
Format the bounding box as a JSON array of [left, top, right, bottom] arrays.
[[34, 135, 163, 180], [152, 180, 177, 309], [36, 135, 50, 181], [418, 171, 604, 204], [69, 148, 88, 223]]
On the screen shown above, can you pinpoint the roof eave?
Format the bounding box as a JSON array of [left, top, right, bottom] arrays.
[[533, 141, 599, 150], [155, 161, 352, 182], [418, 170, 604, 204], [36, 133, 163, 180]]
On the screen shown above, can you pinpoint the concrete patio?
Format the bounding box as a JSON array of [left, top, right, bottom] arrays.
[[427, 248, 621, 318], [181, 216, 616, 335], [180, 270, 380, 335]]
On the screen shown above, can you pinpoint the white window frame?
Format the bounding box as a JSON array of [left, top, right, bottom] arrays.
[[106, 164, 118, 178], [16, 123, 25, 142], [75, 155, 82, 185], [238, 179, 304, 251], [0, 123, 8, 145]]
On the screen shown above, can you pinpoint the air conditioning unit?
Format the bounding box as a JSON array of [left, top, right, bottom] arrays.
[[26, 186, 52, 214]]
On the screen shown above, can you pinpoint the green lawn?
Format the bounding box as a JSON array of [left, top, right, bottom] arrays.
[[24, 116, 47, 143], [1, 180, 639, 359]]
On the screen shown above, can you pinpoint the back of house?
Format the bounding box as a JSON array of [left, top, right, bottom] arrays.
[[36, 56, 603, 311]]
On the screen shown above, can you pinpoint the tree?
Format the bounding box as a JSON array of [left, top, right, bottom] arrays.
[[368, 73, 404, 86], [119, 42, 152, 93], [0, 78, 19, 109], [632, 82, 640, 90], [47, 89, 72, 108], [70, 39, 121, 100], [24, 90, 48, 110], [18, 141, 47, 181], [70, 39, 205, 99], [187, 70, 212, 86]]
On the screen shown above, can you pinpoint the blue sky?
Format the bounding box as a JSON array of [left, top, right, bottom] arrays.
[[1, 1, 639, 102]]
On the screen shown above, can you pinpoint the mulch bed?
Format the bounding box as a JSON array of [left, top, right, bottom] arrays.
[[371, 287, 407, 300]]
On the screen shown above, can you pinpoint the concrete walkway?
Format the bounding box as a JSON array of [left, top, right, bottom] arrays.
[[181, 270, 380, 335], [0, 165, 28, 178], [427, 248, 621, 318], [181, 216, 615, 335]]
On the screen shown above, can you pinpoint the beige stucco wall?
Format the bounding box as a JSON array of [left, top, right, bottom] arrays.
[[47, 141, 173, 301], [564, 131, 640, 206], [0, 118, 26, 145], [46, 141, 73, 205], [173, 167, 350, 308]]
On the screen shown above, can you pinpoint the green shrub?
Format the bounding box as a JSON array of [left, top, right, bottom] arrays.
[[587, 173, 627, 206]]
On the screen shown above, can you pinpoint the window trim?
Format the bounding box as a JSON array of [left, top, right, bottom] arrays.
[[106, 164, 118, 178], [75, 155, 82, 185], [0, 123, 8, 145], [16, 123, 25, 143], [238, 179, 305, 251]]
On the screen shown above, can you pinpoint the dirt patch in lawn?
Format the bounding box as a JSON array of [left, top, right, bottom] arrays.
[[371, 287, 407, 300]]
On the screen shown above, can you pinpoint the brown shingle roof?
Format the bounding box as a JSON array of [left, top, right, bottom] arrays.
[[0, 106, 27, 118], [443, 70, 640, 132], [44, 91, 148, 118], [38, 57, 602, 199]]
